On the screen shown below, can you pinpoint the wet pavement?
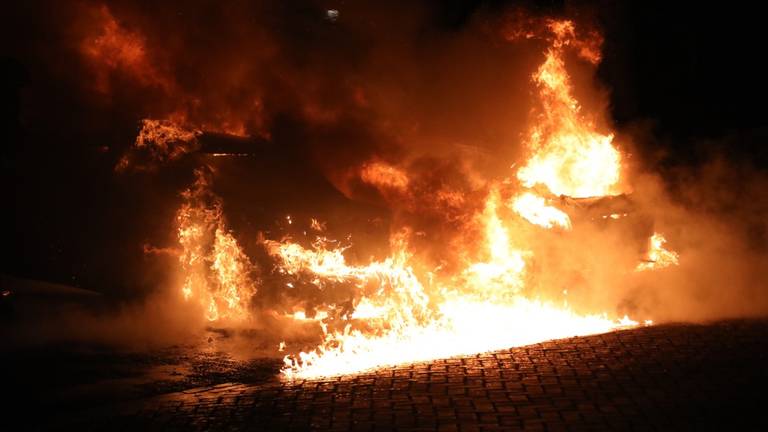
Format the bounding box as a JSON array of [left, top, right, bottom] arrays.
[[6, 319, 768, 431]]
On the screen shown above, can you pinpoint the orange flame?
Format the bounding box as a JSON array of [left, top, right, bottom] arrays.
[[516, 20, 622, 198], [176, 169, 257, 322], [116, 119, 201, 171], [636, 233, 680, 272], [277, 206, 640, 379], [463, 188, 528, 297]]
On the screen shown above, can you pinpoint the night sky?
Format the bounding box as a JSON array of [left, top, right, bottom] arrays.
[[2, 0, 767, 297]]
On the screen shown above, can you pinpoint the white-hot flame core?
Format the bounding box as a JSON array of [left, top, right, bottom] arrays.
[[274, 186, 648, 379], [511, 192, 572, 229], [286, 310, 330, 321], [350, 298, 388, 319], [282, 298, 636, 379]]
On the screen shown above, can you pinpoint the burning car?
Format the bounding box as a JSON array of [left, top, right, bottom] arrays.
[[110, 15, 677, 379]]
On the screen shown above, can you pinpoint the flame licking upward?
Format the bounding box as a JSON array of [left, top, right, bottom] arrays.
[[516, 20, 622, 198], [176, 169, 257, 322], [463, 188, 528, 297]]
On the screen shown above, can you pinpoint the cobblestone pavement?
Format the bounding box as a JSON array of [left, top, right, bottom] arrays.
[[12, 319, 768, 431]]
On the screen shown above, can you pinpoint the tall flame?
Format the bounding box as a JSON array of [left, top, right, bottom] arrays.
[[516, 20, 622, 198], [176, 169, 257, 322], [463, 188, 528, 296]]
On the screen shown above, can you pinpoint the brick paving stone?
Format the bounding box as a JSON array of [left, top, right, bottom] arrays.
[[10, 319, 768, 430]]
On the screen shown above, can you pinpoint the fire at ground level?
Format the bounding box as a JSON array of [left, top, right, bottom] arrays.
[[112, 16, 689, 379], [5, 319, 768, 430], [4, 5, 768, 429]]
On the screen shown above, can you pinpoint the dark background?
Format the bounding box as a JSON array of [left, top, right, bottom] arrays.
[[2, 0, 767, 296]]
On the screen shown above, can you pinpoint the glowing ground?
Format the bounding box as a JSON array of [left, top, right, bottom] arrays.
[[6, 320, 768, 431]]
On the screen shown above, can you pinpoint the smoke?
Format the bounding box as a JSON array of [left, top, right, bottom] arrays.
[[5, 0, 768, 353], [1, 274, 204, 350], [617, 153, 768, 322], [68, 1, 552, 174]]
